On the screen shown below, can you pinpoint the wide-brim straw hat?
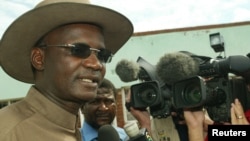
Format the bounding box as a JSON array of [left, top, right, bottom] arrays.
[[0, 0, 133, 84]]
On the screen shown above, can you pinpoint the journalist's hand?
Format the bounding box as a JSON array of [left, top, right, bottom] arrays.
[[183, 109, 205, 141], [126, 89, 151, 134], [231, 98, 249, 125]]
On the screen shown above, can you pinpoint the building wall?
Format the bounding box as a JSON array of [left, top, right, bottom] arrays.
[[116, 88, 126, 128], [1, 21, 250, 100]]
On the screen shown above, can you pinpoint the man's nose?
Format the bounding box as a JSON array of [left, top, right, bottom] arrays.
[[82, 53, 103, 70], [98, 101, 109, 110]]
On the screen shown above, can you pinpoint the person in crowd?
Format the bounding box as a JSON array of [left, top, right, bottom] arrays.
[[81, 78, 128, 141], [81, 78, 154, 141], [184, 88, 250, 141], [179, 51, 250, 141], [0, 0, 133, 141]]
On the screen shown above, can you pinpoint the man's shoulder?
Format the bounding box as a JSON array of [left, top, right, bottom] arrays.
[[0, 100, 35, 137]]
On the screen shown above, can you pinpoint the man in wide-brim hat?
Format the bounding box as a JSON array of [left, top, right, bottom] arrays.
[[0, 0, 133, 141]]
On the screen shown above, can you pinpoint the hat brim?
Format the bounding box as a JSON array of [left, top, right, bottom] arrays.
[[0, 2, 133, 84]]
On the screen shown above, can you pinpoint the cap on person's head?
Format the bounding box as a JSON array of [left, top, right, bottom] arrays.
[[0, 0, 133, 84]]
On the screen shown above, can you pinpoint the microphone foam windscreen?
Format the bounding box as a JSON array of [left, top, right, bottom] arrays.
[[98, 125, 120, 141]]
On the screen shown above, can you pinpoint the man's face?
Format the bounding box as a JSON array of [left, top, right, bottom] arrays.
[[34, 24, 106, 106], [83, 87, 117, 129]]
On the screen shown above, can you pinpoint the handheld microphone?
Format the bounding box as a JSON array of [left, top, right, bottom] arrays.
[[98, 125, 120, 141], [124, 121, 152, 141], [124, 121, 140, 138], [115, 59, 141, 82], [156, 52, 200, 85]]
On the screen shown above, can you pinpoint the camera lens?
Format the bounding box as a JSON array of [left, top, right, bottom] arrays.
[[138, 85, 158, 105], [182, 83, 202, 104]]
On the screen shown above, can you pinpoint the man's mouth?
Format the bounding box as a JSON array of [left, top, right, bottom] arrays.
[[81, 78, 93, 83], [96, 114, 110, 119], [79, 77, 99, 85]]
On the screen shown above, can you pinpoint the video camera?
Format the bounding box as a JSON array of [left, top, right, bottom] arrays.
[[129, 57, 172, 118], [173, 55, 250, 122], [127, 33, 250, 122], [129, 54, 250, 121]]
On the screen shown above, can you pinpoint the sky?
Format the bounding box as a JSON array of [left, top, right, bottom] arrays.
[[1, 0, 250, 38]]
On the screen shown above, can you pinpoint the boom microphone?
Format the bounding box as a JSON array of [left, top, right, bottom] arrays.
[[115, 59, 141, 82], [156, 52, 200, 85], [98, 125, 120, 141]]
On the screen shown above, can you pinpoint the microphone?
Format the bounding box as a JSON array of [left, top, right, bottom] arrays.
[[124, 121, 153, 141], [124, 121, 140, 138], [98, 125, 120, 141], [156, 52, 200, 85], [115, 59, 141, 82]]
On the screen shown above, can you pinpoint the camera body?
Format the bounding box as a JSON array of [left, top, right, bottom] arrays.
[[125, 32, 250, 121], [131, 81, 161, 108], [129, 57, 171, 118], [173, 56, 250, 122], [129, 55, 250, 121]]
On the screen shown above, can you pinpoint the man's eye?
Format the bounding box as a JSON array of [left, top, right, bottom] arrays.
[[105, 99, 114, 105], [89, 100, 100, 105]]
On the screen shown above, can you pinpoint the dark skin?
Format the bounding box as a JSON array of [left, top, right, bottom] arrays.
[[82, 87, 116, 129], [31, 24, 106, 115]]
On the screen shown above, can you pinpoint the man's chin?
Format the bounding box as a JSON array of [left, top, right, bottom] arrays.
[[97, 120, 111, 126]]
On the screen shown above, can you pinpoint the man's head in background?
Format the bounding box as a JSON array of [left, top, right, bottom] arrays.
[[82, 78, 117, 129]]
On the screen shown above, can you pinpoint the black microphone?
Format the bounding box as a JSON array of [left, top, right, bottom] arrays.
[[98, 125, 120, 141], [156, 52, 200, 85], [115, 59, 141, 82]]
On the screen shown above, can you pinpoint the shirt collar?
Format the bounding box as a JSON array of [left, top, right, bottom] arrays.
[[82, 121, 98, 141], [81, 121, 127, 141]]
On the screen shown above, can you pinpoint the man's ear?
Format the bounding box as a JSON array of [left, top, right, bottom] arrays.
[[31, 47, 45, 70]]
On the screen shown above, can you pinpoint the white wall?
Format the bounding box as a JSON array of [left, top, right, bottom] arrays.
[[1, 21, 250, 100], [105, 21, 250, 89]]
